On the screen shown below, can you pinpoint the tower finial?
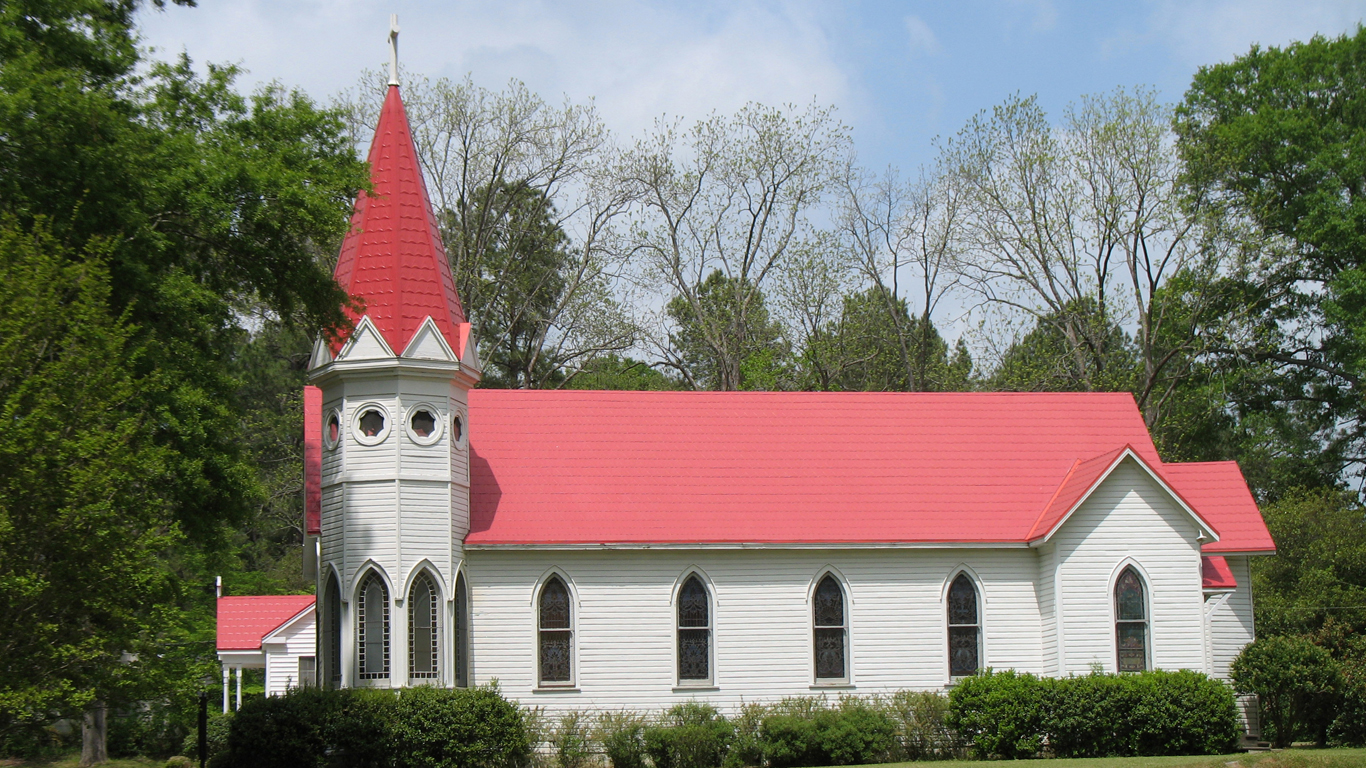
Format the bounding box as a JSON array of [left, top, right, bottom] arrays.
[[388, 14, 400, 87]]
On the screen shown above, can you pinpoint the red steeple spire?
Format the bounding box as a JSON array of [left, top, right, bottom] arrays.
[[332, 84, 466, 355]]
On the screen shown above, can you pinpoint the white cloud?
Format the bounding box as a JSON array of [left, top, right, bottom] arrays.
[[135, 0, 857, 140], [904, 15, 942, 56], [1104, 0, 1366, 67]]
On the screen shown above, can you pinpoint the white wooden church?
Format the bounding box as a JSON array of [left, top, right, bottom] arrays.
[[244, 41, 1277, 725]]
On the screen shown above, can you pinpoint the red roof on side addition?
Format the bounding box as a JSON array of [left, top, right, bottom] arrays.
[[217, 595, 315, 651], [1163, 461, 1276, 554], [331, 85, 465, 355], [1202, 556, 1238, 590]]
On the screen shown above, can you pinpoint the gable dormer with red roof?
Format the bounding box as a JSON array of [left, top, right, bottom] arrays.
[[307, 45, 478, 689]]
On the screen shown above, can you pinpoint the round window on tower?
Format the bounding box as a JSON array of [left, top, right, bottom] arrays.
[[324, 410, 342, 449], [405, 404, 443, 446], [352, 403, 392, 446], [452, 413, 465, 447]]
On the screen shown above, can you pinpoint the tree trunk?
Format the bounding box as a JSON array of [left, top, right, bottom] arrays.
[[81, 702, 108, 765]]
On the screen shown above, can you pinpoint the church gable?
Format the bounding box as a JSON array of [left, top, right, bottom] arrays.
[[402, 316, 457, 362], [335, 316, 395, 362]]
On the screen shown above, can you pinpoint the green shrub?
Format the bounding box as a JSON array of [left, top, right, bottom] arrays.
[[721, 704, 767, 768], [597, 711, 649, 768], [758, 715, 822, 768], [948, 668, 1237, 759], [879, 690, 959, 760], [222, 686, 347, 768], [165, 757, 194, 768], [1233, 635, 1341, 748], [946, 670, 1047, 759], [644, 703, 733, 768], [551, 711, 594, 768], [180, 711, 232, 766], [389, 685, 530, 768], [816, 703, 896, 766]]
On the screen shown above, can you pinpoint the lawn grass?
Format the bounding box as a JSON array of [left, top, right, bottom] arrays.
[[867, 747, 1366, 768], [1, 755, 163, 768]]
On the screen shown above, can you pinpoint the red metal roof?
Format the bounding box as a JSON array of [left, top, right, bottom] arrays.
[[1201, 556, 1238, 590], [331, 85, 465, 355], [463, 390, 1272, 547], [304, 386, 321, 536], [217, 596, 315, 651], [1161, 462, 1275, 553]]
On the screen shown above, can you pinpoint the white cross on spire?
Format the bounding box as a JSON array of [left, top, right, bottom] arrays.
[[388, 14, 400, 87]]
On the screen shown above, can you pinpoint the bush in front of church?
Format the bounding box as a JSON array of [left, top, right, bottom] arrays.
[[219, 684, 529, 768], [947, 669, 1239, 759], [389, 685, 531, 768], [643, 703, 734, 768]]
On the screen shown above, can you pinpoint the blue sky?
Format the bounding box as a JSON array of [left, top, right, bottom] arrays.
[[137, 0, 1366, 175]]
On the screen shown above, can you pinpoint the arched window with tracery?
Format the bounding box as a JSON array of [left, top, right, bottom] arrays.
[[357, 572, 390, 680], [323, 572, 342, 688], [538, 576, 572, 686], [408, 572, 439, 682], [454, 571, 469, 688], [948, 573, 980, 677], [813, 574, 847, 681], [677, 575, 711, 683], [1115, 566, 1148, 672]]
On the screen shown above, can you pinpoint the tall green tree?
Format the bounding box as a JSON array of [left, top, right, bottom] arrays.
[[666, 270, 790, 390], [802, 287, 971, 392], [1176, 27, 1366, 490], [989, 298, 1139, 393], [0, 0, 366, 753]]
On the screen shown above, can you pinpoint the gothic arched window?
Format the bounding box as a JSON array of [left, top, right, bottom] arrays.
[[1115, 566, 1148, 672], [408, 572, 439, 682], [358, 572, 390, 680], [323, 572, 342, 688], [948, 573, 980, 677], [813, 574, 847, 681], [538, 576, 572, 686], [454, 571, 469, 688], [677, 575, 711, 682]]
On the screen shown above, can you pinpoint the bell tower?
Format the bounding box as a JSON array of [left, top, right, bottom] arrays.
[[306, 21, 479, 689]]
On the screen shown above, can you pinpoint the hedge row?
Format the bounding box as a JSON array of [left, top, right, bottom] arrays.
[[218, 685, 530, 768], [540, 693, 962, 768], [946, 669, 1240, 759]]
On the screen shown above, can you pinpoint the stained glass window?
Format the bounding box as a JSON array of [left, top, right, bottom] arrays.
[[359, 409, 385, 437], [1115, 567, 1147, 672], [410, 409, 436, 438], [324, 573, 341, 688], [948, 574, 979, 677], [813, 574, 846, 680], [539, 576, 572, 685], [454, 572, 469, 688], [409, 573, 439, 681], [678, 575, 710, 681], [358, 573, 389, 680]]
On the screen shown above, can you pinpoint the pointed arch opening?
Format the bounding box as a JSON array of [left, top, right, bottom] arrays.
[[948, 572, 981, 677], [408, 571, 440, 682], [1115, 566, 1148, 672], [813, 573, 848, 682], [538, 575, 572, 686], [454, 570, 469, 688], [322, 569, 342, 688], [677, 574, 712, 683], [357, 571, 390, 680]]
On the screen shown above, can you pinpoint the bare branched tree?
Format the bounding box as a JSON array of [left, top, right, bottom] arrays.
[[621, 102, 851, 390], [944, 88, 1218, 424]]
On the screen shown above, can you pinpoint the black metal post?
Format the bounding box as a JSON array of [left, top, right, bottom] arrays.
[[198, 690, 208, 768]]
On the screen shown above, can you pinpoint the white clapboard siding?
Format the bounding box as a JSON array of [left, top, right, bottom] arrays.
[[263, 612, 317, 696], [1052, 460, 1205, 674], [465, 548, 1043, 716], [1209, 556, 1254, 681], [399, 480, 452, 589], [343, 480, 398, 591], [1038, 544, 1060, 676]]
